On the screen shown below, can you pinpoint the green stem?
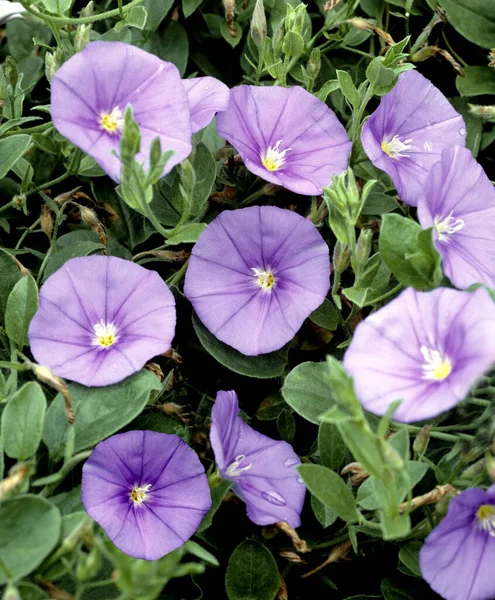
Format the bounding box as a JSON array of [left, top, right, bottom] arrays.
[[0, 198, 18, 215], [20, 0, 144, 26], [15, 217, 41, 250], [360, 283, 403, 308], [26, 148, 82, 198], [409, 11, 442, 55], [166, 259, 189, 287], [395, 424, 474, 442], [40, 451, 92, 497], [4, 122, 53, 137], [255, 46, 264, 85], [118, 0, 124, 18]]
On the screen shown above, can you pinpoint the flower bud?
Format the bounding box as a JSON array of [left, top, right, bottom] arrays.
[[250, 0, 267, 49], [462, 458, 486, 480], [2, 583, 21, 600], [45, 47, 64, 83], [307, 48, 321, 82], [469, 104, 495, 122], [180, 157, 196, 195], [353, 228, 373, 277], [333, 240, 351, 273], [282, 30, 304, 58], [412, 425, 431, 455]]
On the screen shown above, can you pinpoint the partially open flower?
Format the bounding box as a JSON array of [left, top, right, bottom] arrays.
[[28, 255, 176, 387], [343, 287, 495, 423], [216, 85, 352, 195], [82, 430, 211, 560], [417, 146, 495, 290], [420, 486, 495, 600], [210, 390, 305, 527], [184, 206, 330, 355], [361, 70, 466, 207]]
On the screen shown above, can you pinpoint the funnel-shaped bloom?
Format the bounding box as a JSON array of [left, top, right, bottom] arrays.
[[210, 390, 305, 527], [216, 85, 352, 195], [184, 206, 330, 356], [361, 70, 466, 206], [417, 147, 495, 290], [82, 430, 211, 560], [28, 255, 176, 387], [420, 486, 495, 600], [51, 41, 229, 181], [343, 287, 495, 423]]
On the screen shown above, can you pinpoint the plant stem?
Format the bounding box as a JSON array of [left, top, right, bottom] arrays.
[[360, 283, 403, 308], [166, 259, 189, 287], [20, 0, 144, 26], [40, 451, 92, 497], [26, 148, 82, 198]]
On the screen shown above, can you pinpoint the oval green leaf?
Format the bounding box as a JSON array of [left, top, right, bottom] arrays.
[[225, 540, 280, 600]]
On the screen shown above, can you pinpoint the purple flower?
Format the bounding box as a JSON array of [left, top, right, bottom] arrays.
[[417, 147, 495, 290], [210, 390, 305, 527], [343, 287, 495, 423], [182, 77, 230, 133], [216, 85, 352, 196], [51, 41, 229, 181], [28, 255, 176, 387], [420, 486, 495, 600], [184, 206, 330, 356], [360, 70, 466, 207], [82, 430, 211, 560]]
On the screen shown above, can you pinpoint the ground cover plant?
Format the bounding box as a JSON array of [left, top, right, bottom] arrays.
[[1, 0, 495, 598]]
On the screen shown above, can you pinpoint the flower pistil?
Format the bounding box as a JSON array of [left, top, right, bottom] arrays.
[[261, 140, 291, 172], [421, 345, 452, 381], [381, 134, 413, 159]]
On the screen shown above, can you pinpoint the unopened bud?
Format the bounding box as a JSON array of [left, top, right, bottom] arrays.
[[282, 30, 304, 58], [487, 455, 495, 481], [5, 56, 18, 87], [272, 23, 284, 56], [353, 228, 373, 276], [382, 442, 404, 470], [180, 158, 196, 195], [410, 46, 436, 63], [489, 49, 495, 68], [469, 104, 495, 122], [2, 583, 21, 600], [307, 48, 321, 82], [346, 17, 372, 32], [12, 194, 26, 211], [250, 0, 267, 49], [413, 425, 431, 455], [74, 23, 92, 53], [80, 0, 94, 17], [41, 204, 54, 240], [45, 47, 64, 83], [333, 240, 351, 273], [462, 458, 486, 480]]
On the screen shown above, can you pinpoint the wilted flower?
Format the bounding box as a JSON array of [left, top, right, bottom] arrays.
[[82, 430, 211, 560], [343, 287, 495, 423], [184, 206, 330, 355], [420, 486, 495, 600], [182, 77, 230, 133], [417, 146, 495, 290], [51, 41, 229, 181], [361, 70, 466, 207], [0, 1, 23, 24], [216, 85, 352, 195], [210, 390, 305, 527], [28, 255, 176, 387]]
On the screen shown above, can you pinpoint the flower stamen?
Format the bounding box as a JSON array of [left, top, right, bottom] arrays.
[[99, 106, 124, 135], [434, 211, 465, 242], [261, 140, 291, 172], [478, 504, 495, 537], [381, 135, 413, 159], [421, 345, 452, 381], [251, 267, 275, 291], [93, 320, 119, 348], [130, 483, 152, 505], [226, 454, 252, 477]]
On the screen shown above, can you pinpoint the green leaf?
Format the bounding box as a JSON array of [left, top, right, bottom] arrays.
[[256, 392, 287, 421], [1, 382, 46, 460], [277, 410, 296, 443], [298, 464, 360, 523], [0, 495, 61, 584], [380, 512, 411, 540], [451, 97, 483, 157], [5, 274, 38, 348], [336, 70, 360, 109], [6, 20, 52, 62], [315, 79, 340, 102], [183, 0, 203, 17], [220, 21, 244, 48], [281, 361, 335, 424], [438, 0, 495, 48], [198, 479, 232, 532], [0, 134, 31, 180], [225, 540, 279, 600], [192, 313, 289, 379], [41, 0, 72, 14], [166, 223, 207, 246], [310, 298, 340, 330], [456, 66, 495, 97], [42, 370, 162, 461], [361, 192, 398, 215], [143, 0, 173, 30], [17, 584, 49, 600], [379, 214, 442, 290], [0, 248, 22, 321], [311, 495, 338, 528], [43, 236, 105, 280], [398, 541, 422, 577], [126, 5, 148, 29], [318, 422, 346, 470], [142, 21, 189, 75], [188, 143, 217, 215]]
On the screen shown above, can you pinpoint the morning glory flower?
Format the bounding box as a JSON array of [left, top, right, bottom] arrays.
[[210, 390, 305, 527], [82, 430, 211, 560], [417, 146, 495, 290], [420, 486, 495, 600], [28, 255, 176, 387], [360, 70, 466, 207], [343, 287, 495, 423], [50, 41, 229, 181], [184, 205, 330, 356], [216, 85, 352, 196]]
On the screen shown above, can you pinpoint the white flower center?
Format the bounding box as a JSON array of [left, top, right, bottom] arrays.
[[130, 483, 152, 505], [99, 106, 124, 135], [478, 505, 495, 537], [261, 140, 291, 172], [226, 454, 252, 477], [251, 267, 276, 291], [381, 134, 413, 159], [434, 211, 465, 242], [92, 320, 119, 349], [421, 345, 452, 381]]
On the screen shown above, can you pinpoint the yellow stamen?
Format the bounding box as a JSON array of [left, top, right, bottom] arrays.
[[251, 267, 275, 291], [130, 484, 152, 504], [99, 107, 124, 135], [92, 320, 118, 349], [478, 505, 495, 520], [421, 346, 452, 381], [261, 140, 291, 172], [381, 135, 413, 159]]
